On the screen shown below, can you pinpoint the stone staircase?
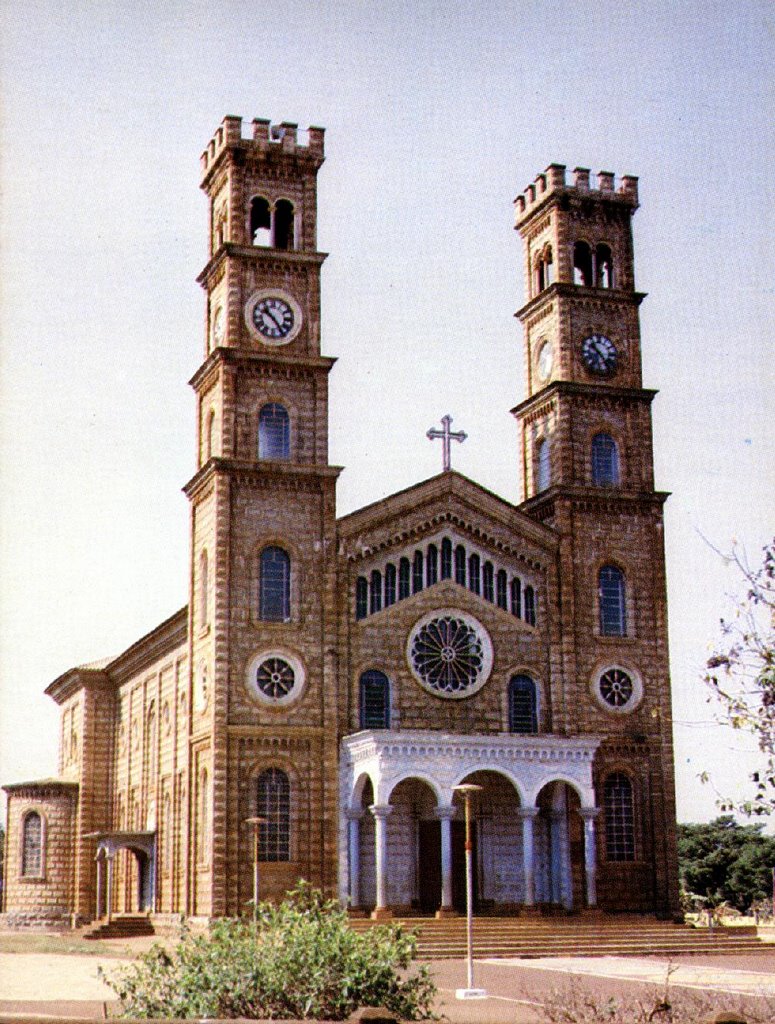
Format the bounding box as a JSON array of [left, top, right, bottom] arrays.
[[348, 914, 769, 959], [81, 912, 155, 940]]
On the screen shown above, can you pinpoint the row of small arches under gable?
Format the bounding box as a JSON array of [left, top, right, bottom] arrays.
[[532, 242, 614, 295], [359, 669, 540, 734], [204, 403, 291, 463], [212, 197, 298, 252], [534, 431, 620, 493], [355, 539, 537, 626]]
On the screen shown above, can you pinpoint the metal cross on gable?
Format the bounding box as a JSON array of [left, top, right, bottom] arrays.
[[427, 414, 467, 472]]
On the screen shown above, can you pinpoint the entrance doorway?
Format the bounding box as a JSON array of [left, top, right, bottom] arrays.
[[417, 820, 478, 913]]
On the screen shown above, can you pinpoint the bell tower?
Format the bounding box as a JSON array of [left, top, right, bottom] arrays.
[[512, 166, 679, 916], [184, 117, 341, 916]]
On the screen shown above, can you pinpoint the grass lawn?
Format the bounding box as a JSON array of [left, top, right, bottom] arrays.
[[0, 930, 164, 957]]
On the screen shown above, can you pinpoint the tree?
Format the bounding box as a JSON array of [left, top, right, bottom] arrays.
[[678, 816, 775, 912], [703, 539, 775, 816], [101, 882, 437, 1020]]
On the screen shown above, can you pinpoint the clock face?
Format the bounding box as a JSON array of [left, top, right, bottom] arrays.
[[245, 289, 302, 345], [212, 306, 224, 345], [581, 334, 618, 375], [252, 296, 295, 340], [537, 341, 553, 381]]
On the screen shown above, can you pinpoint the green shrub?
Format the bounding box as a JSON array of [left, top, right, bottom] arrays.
[[101, 882, 437, 1020]]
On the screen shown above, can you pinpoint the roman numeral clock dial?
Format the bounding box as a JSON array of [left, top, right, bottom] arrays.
[[581, 333, 618, 376], [244, 289, 303, 346]]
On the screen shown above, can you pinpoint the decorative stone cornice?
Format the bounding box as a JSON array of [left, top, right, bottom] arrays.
[[511, 381, 657, 420], [189, 346, 336, 391]]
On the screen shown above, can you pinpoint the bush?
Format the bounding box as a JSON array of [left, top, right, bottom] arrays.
[[101, 882, 436, 1020]]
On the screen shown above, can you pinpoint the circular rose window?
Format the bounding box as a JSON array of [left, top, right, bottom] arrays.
[[593, 664, 642, 713], [407, 609, 493, 698], [246, 650, 306, 707]]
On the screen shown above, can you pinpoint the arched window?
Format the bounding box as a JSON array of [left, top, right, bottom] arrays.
[[197, 768, 209, 864], [257, 768, 290, 862], [468, 553, 481, 595], [573, 241, 593, 286], [412, 551, 424, 594], [21, 811, 43, 876], [599, 565, 627, 636], [426, 545, 438, 586], [369, 569, 382, 614], [384, 563, 396, 607], [355, 576, 368, 620], [441, 538, 452, 580], [147, 702, 157, 782], [250, 196, 271, 246], [163, 792, 173, 875], [398, 558, 411, 600], [510, 577, 522, 618], [604, 772, 635, 861], [508, 675, 538, 733], [455, 545, 467, 586], [359, 670, 390, 729], [537, 438, 550, 492], [591, 433, 620, 486], [483, 561, 494, 602], [524, 585, 536, 626], [206, 410, 215, 459], [258, 403, 290, 460], [199, 549, 209, 628], [596, 244, 613, 288], [496, 569, 508, 610], [536, 245, 554, 292], [259, 546, 290, 622], [274, 199, 295, 250]]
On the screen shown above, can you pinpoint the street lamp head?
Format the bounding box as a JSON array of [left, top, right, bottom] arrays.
[[453, 784, 483, 797]]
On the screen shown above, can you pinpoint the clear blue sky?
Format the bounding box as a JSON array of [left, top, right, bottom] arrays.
[[1, 0, 772, 824]]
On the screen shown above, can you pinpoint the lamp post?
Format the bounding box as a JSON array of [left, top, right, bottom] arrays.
[[453, 783, 486, 1000], [243, 817, 267, 923]]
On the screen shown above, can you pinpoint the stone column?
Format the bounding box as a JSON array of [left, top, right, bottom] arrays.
[[106, 853, 115, 924], [518, 806, 540, 907], [434, 805, 457, 917], [346, 810, 362, 909], [578, 807, 600, 908], [370, 804, 393, 920], [95, 852, 105, 920], [549, 810, 564, 906]]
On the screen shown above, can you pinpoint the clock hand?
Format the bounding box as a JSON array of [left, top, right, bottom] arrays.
[[265, 308, 284, 331]]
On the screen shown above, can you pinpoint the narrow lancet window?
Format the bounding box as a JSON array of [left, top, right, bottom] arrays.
[[259, 403, 290, 460], [384, 563, 396, 606], [440, 538, 452, 580], [250, 196, 271, 246], [509, 675, 538, 734], [274, 199, 295, 250], [591, 433, 620, 486], [259, 546, 290, 621], [360, 670, 390, 729], [599, 565, 627, 636], [573, 240, 593, 286]]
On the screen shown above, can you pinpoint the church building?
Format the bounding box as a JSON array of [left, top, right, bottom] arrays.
[[2, 117, 680, 928]]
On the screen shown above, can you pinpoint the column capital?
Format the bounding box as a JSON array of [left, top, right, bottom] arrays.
[[434, 805, 457, 821], [369, 803, 393, 820], [517, 805, 540, 820], [345, 807, 364, 822], [549, 809, 565, 822], [578, 806, 600, 822]]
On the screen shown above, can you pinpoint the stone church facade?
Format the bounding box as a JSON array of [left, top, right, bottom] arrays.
[[2, 117, 680, 927]]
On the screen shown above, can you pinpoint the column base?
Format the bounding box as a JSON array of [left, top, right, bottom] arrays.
[[347, 907, 368, 918], [435, 907, 458, 919], [520, 905, 541, 916], [370, 907, 393, 921], [455, 988, 487, 1000], [581, 907, 604, 916]]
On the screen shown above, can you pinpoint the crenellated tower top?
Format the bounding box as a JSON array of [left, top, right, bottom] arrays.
[[200, 116, 325, 185], [514, 164, 638, 229]]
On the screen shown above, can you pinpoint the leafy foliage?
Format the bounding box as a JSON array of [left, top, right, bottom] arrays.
[[703, 539, 775, 815], [678, 816, 775, 913], [101, 882, 436, 1020]]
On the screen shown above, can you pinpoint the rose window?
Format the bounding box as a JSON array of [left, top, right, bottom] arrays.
[[598, 668, 634, 708], [255, 657, 296, 699], [408, 611, 492, 697]]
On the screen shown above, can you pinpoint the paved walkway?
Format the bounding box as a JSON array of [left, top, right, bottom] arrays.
[[1, 947, 775, 1021]]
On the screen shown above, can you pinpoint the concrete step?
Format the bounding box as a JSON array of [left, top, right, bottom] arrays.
[[347, 915, 767, 960], [81, 914, 155, 940]]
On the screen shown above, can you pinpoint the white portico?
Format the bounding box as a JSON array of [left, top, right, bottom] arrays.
[[340, 731, 601, 918]]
